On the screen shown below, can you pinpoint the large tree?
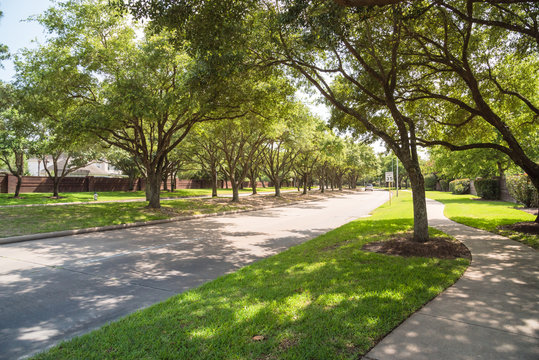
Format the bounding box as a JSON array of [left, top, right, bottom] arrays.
[[398, 0, 539, 220], [261, 2, 431, 241]]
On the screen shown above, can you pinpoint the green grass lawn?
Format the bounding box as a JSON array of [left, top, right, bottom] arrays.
[[426, 191, 538, 249], [32, 192, 468, 360], [0, 187, 297, 206], [0, 199, 245, 238]]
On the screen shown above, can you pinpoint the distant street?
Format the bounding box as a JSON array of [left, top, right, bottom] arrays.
[[0, 190, 387, 359]]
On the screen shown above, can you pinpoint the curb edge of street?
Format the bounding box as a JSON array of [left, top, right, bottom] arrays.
[[0, 191, 359, 245]]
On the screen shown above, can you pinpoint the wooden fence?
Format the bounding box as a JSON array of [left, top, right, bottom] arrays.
[[0, 175, 267, 194]]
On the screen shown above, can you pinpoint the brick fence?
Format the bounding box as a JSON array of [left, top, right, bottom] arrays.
[[0, 175, 269, 194]]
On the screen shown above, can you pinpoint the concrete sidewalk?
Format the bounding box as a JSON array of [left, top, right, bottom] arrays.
[[365, 198, 539, 360]]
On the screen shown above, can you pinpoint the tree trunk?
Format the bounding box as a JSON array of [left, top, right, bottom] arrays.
[[407, 164, 429, 243], [274, 176, 281, 197], [211, 170, 218, 198], [14, 175, 22, 198], [231, 179, 240, 202], [250, 175, 258, 195], [146, 173, 162, 209], [259, 176, 266, 188], [52, 177, 60, 198], [303, 174, 308, 195]]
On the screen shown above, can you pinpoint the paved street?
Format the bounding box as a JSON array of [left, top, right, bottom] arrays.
[[0, 190, 387, 359]]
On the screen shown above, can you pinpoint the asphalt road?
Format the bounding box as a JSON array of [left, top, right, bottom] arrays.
[[0, 190, 387, 359]]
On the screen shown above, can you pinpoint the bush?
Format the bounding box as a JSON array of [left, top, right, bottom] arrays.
[[506, 174, 539, 207], [424, 174, 437, 191], [439, 179, 450, 192], [449, 179, 470, 194], [474, 178, 500, 200]]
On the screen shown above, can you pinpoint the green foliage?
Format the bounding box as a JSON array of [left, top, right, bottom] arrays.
[[506, 174, 539, 208], [474, 179, 500, 200], [424, 173, 438, 191], [449, 179, 470, 195]]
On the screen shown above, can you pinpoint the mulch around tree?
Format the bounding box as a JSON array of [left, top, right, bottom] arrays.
[[498, 221, 539, 235], [362, 232, 471, 260]]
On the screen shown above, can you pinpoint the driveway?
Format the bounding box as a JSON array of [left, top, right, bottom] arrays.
[[0, 190, 387, 359]]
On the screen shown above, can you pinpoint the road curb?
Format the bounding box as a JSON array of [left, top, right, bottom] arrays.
[[0, 192, 354, 245]]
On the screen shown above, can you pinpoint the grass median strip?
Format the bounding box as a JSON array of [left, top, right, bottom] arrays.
[[0, 199, 245, 238], [426, 191, 538, 249], [0, 187, 297, 206], [32, 192, 468, 360]]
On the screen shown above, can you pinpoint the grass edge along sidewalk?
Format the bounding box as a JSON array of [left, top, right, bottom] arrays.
[[426, 191, 538, 249], [32, 192, 469, 360]]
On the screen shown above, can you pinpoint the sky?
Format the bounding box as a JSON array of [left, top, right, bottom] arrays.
[[0, 0, 54, 82]]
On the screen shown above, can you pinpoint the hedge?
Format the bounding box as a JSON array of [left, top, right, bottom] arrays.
[[506, 174, 539, 207], [439, 179, 450, 192], [424, 174, 437, 191], [449, 179, 470, 194], [474, 178, 500, 200]]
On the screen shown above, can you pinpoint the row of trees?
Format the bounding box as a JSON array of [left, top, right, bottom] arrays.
[[123, 0, 538, 239], [2, 0, 537, 242], [0, 0, 379, 206]]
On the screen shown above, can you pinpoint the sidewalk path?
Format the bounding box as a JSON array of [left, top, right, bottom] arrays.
[[365, 198, 539, 360]]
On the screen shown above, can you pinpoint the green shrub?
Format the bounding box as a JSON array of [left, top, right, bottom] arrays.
[[506, 174, 539, 207], [474, 178, 499, 200], [424, 174, 437, 191], [449, 179, 470, 194], [439, 179, 450, 192]]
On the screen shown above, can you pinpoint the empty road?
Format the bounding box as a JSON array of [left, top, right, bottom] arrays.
[[0, 190, 387, 359]]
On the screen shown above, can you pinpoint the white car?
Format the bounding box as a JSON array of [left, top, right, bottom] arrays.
[[365, 184, 374, 191]]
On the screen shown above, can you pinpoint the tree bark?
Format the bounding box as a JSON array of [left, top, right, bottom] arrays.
[[14, 175, 22, 198], [303, 174, 308, 195], [211, 169, 218, 198], [146, 172, 162, 209], [52, 178, 60, 198], [407, 163, 429, 243], [274, 176, 281, 197], [231, 179, 240, 202]]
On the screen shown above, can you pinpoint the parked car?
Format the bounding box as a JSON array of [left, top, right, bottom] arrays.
[[365, 183, 374, 191]]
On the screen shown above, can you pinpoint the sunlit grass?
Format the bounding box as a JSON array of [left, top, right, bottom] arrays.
[[426, 191, 537, 249], [33, 192, 468, 359]]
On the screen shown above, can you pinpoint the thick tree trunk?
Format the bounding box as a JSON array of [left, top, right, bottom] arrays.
[[407, 164, 429, 243], [274, 176, 281, 197], [52, 177, 60, 198], [146, 173, 162, 209], [211, 170, 218, 198], [231, 180, 240, 202]]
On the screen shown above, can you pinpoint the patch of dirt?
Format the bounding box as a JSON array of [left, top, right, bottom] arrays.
[[498, 221, 539, 235], [514, 207, 538, 216], [362, 232, 471, 260], [204, 189, 357, 209]]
